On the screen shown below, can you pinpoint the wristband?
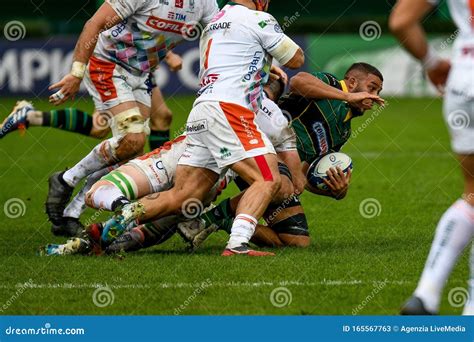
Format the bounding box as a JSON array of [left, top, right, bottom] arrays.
[[422, 45, 442, 71], [70, 61, 86, 79]]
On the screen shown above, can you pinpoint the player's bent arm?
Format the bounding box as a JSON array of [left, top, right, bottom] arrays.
[[73, 3, 123, 64], [389, 0, 435, 62], [269, 36, 305, 69], [290, 72, 350, 100]]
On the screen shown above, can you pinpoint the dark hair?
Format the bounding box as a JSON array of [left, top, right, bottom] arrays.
[[264, 76, 286, 101], [344, 62, 384, 82]]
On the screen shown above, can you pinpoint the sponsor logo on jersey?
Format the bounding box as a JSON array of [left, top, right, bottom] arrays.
[[312, 122, 329, 154], [240, 116, 258, 143], [220, 147, 232, 159], [110, 19, 128, 38], [260, 106, 272, 117], [207, 22, 231, 31], [186, 119, 208, 134], [168, 12, 187, 21], [258, 21, 268, 28], [146, 16, 193, 35], [242, 51, 263, 82], [159, 0, 170, 4], [200, 73, 220, 88], [175, 0, 184, 8], [274, 24, 283, 33]]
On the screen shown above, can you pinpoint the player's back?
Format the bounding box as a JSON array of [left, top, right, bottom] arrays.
[[195, 3, 278, 112]]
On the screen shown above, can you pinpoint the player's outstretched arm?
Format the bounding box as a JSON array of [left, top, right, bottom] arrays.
[[290, 72, 384, 107], [389, 0, 450, 92], [49, 3, 122, 105]]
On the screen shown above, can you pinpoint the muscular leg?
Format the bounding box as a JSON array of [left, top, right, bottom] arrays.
[[149, 87, 173, 149], [135, 166, 219, 221], [224, 154, 281, 251], [61, 101, 149, 188], [404, 155, 474, 314]]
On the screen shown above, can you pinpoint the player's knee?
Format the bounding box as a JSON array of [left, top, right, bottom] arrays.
[[280, 235, 311, 248], [270, 213, 310, 247], [85, 181, 107, 208], [115, 133, 146, 160], [89, 127, 110, 139]]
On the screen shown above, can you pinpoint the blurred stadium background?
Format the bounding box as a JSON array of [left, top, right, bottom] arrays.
[[0, 0, 457, 98]]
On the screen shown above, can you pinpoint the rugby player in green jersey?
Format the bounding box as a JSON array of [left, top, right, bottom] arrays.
[[179, 62, 384, 249]]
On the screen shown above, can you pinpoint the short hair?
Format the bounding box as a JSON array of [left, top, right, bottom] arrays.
[[265, 76, 286, 101], [344, 62, 384, 82]]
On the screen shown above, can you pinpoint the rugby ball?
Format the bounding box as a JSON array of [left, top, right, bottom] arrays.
[[306, 152, 353, 190]]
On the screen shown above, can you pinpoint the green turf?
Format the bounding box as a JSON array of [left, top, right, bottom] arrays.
[[0, 96, 468, 315]]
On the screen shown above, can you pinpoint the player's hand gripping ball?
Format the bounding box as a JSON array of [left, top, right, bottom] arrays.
[[307, 152, 353, 190]]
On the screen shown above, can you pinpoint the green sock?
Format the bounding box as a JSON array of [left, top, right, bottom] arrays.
[[149, 129, 170, 150], [201, 198, 234, 228], [42, 108, 93, 136]]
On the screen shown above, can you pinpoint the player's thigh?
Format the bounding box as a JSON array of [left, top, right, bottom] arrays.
[[173, 165, 219, 202], [458, 154, 474, 205], [231, 154, 281, 186], [443, 91, 474, 156]]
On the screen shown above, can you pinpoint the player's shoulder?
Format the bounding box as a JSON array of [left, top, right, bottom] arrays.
[[312, 71, 342, 90]]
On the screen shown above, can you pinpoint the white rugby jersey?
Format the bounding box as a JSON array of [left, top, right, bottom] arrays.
[[94, 0, 219, 75], [195, 3, 288, 112], [255, 95, 297, 153]]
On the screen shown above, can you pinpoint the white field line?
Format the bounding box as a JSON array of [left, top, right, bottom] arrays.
[[352, 151, 452, 159], [0, 279, 412, 290]]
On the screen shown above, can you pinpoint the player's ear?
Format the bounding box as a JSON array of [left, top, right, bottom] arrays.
[[346, 76, 358, 92]]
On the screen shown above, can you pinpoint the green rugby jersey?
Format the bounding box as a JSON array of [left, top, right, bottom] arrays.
[[278, 72, 363, 164]]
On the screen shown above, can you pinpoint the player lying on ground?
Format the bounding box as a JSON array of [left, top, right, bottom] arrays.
[[0, 51, 183, 150], [390, 0, 474, 316], [39, 81, 300, 255], [82, 0, 306, 257], [179, 62, 385, 250], [42, 0, 219, 237]]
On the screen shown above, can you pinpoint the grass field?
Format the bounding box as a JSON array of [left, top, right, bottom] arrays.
[[0, 95, 468, 315]]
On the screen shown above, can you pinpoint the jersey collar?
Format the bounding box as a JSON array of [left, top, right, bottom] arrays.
[[340, 79, 363, 121]]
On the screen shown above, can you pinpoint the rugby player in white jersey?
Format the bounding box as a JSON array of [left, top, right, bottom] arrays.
[[96, 0, 305, 256], [389, 0, 474, 315], [42, 0, 219, 234]]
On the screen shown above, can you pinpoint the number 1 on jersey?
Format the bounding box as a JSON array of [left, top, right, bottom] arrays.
[[204, 38, 213, 70]]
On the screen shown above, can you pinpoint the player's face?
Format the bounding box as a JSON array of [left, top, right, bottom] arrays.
[[352, 73, 383, 111]]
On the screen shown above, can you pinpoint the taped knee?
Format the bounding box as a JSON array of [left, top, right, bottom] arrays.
[[110, 108, 150, 139]]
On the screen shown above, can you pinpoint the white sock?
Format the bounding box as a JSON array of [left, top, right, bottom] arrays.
[[463, 243, 474, 315], [415, 199, 474, 313], [226, 214, 257, 249], [89, 184, 125, 211], [63, 167, 112, 218], [63, 138, 118, 187]]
